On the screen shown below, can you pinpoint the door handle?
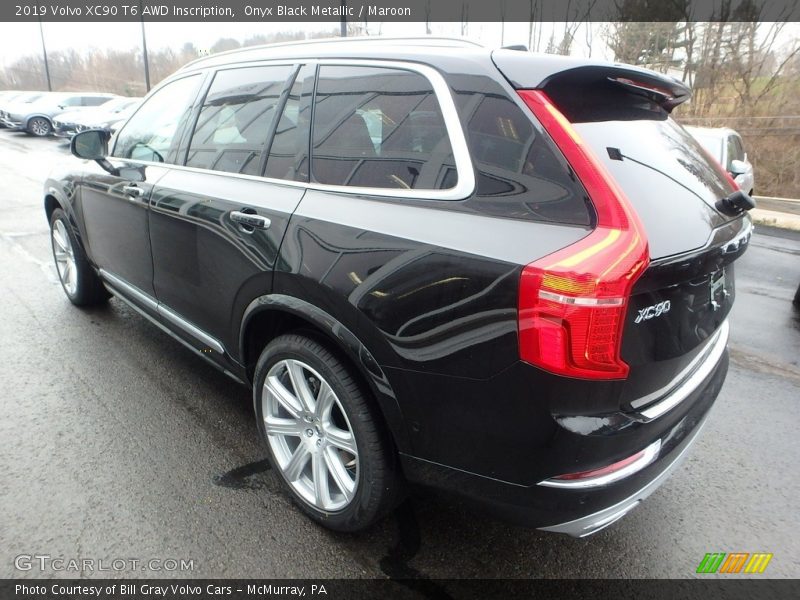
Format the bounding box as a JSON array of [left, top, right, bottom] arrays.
[[231, 211, 271, 230], [122, 184, 143, 198]]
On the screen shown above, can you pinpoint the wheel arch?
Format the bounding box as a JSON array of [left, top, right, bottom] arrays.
[[44, 193, 62, 223], [240, 294, 412, 453], [25, 114, 52, 130]]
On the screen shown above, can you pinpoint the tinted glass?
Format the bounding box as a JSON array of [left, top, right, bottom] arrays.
[[264, 65, 314, 182], [457, 90, 591, 225], [312, 66, 455, 190], [113, 75, 201, 163], [83, 96, 111, 106], [185, 65, 293, 175], [545, 79, 734, 257]]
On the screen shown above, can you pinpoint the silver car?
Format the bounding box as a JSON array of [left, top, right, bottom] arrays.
[[0, 92, 117, 136], [53, 97, 142, 139], [685, 126, 755, 195]]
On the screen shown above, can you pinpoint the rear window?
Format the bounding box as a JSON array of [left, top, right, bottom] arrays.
[[544, 78, 734, 257], [690, 132, 724, 163]]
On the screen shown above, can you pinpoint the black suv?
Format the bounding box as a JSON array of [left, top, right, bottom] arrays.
[[45, 38, 752, 536]]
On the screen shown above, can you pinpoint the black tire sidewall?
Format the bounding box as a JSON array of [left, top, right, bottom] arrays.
[[253, 334, 394, 531]]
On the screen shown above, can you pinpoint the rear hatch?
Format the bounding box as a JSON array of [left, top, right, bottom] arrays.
[[494, 51, 752, 412]]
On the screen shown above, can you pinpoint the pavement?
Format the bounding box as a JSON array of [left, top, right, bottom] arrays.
[[752, 196, 800, 232], [0, 131, 799, 583]]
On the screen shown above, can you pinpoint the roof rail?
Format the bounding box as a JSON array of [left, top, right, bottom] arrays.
[[182, 36, 484, 70]]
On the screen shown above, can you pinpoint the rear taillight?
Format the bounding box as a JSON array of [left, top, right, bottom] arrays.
[[516, 90, 650, 380]]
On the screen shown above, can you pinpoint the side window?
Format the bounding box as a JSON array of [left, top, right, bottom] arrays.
[[311, 66, 456, 190], [454, 85, 592, 226], [60, 97, 82, 107], [185, 65, 294, 175], [265, 64, 314, 182], [113, 75, 201, 164], [83, 96, 110, 106]]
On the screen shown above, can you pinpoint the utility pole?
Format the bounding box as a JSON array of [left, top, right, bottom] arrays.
[[38, 18, 52, 91], [140, 2, 151, 92], [340, 0, 347, 37]]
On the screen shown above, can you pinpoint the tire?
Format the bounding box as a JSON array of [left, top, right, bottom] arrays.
[[28, 117, 52, 137], [49, 208, 109, 306], [254, 333, 402, 531]]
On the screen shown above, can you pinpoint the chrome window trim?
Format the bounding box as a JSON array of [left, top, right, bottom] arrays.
[[98, 269, 225, 355], [637, 319, 729, 421], [113, 59, 475, 201]]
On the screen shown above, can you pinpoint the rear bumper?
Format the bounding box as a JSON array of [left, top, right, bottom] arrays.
[[539, 415, 707, 536], [398, 344, 728, 536]]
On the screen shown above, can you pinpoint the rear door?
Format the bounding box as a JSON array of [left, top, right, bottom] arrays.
[[148, 63, 314, 355]]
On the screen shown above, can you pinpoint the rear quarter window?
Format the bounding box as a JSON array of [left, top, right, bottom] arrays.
[[452, 78, 593, 227]]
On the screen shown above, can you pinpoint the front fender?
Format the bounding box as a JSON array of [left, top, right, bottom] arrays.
[[44, 174, 84, 248]]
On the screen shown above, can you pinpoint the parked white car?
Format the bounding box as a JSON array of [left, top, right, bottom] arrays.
[[685, 126, 754, 195]]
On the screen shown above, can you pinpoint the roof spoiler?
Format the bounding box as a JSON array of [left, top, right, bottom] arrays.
[[492, 50, 691, 112]]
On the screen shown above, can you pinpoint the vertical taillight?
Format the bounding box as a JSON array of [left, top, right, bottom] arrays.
[[516, 90, 650, 380]]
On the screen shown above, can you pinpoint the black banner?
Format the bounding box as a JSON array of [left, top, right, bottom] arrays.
[[2, 579, 800, 600], [2, 0, 800, 23]]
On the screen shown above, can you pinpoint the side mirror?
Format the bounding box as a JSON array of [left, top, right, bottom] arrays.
[[71, 129, 108, 159], [71, 129, 118, 175], [729, 159, 748, 176]]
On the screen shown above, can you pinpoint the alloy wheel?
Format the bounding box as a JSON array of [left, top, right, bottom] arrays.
[[52, 220, 77, 296], [262, 358, 359, 511], [30, 118, 50, 136]]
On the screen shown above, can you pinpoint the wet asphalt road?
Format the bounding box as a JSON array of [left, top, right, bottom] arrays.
[[0, 131, 798, 583]]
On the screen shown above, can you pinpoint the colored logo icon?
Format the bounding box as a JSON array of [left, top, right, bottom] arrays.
[[696, 552, 773, 574]]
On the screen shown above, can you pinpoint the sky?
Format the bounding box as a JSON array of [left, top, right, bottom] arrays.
[[0, 20, 797, 70], [0, 21, 616, 67]]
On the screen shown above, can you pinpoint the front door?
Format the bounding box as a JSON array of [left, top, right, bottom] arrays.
[[80, 74, 205, 297]]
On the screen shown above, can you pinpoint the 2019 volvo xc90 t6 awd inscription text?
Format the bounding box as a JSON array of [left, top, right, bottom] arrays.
[[44, 38, 753, 536]]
